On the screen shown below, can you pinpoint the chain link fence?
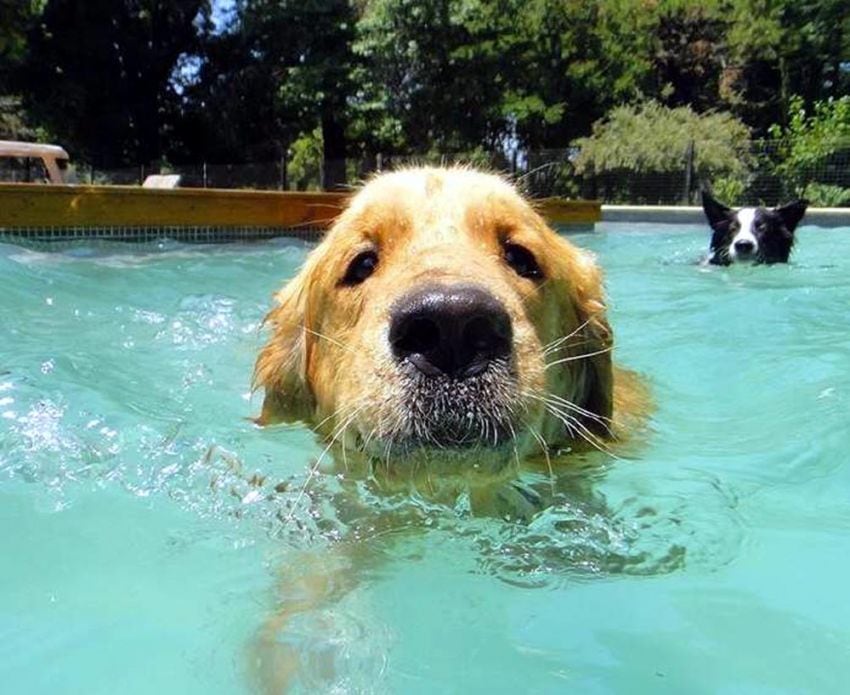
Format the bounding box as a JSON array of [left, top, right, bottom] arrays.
[[574, 139, 850, 207], [3, 139, 849, 206]]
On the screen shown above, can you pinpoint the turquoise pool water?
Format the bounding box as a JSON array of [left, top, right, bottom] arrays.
[[2, 223, 849, 693]]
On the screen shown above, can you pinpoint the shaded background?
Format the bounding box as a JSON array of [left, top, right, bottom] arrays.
[[1, 0, 848, 203]]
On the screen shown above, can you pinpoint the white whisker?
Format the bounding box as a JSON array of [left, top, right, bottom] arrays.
[[544, 391, 614, 426], [545, 345, 612, 370], [542, 401, 620, 460], [283, 405, 364, 523], [526, 424, 554, 481], [535, 392, 615, 436], [542, 316, 596, 355], [303, 327, 356, 354]]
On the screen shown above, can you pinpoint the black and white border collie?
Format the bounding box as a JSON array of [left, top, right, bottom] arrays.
[[701, 191, 808, 265]]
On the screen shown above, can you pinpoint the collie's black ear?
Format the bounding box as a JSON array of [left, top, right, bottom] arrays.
[[701, 189, 732, 228], [775, 199, 808, 233]]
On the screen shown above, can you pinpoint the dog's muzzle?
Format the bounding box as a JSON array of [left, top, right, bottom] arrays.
[[382, 282, 518, 450], [732, 238, 756, 260]]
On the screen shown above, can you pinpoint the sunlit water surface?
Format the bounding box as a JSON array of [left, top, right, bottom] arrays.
[[2, 223, 849, 693]]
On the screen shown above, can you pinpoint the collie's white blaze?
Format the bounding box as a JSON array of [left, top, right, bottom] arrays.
[[731, 208, 758, 260]]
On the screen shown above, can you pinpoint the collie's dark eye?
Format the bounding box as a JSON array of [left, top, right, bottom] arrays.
[[341, 249, 378, 286], [503, 242, 543, 280]]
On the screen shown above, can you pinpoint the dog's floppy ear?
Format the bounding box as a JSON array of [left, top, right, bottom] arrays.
[[252, 269, 316, 426], [548, 234, 614, 427], [570, 251, 614, 426], [701, 189, 732, 228], [775, 199, 808, 233]]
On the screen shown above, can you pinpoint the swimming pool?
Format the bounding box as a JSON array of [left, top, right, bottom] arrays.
[[2, 222, 849, 693]]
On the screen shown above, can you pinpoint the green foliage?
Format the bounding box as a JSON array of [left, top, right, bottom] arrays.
[[184, 0, 357, 187], [3, 0, 847, 198], [800, 183, 850, 208], [287, 128, 323, 191], [650, 2, 727, 111], [766, 96, 850, 196], [352, 0, 657, 153], [22, 0, 211, 167], [456, 147, 499, 170], [352, 0, 519, 152], [711, 175, 748, 205], [776, 1, 850, 105], [0, 95, 46, 140], [768, 96, 850, 169], [0, 0, 44, 134], [573, 101, 751, 179], [0, 0, 44, 90]]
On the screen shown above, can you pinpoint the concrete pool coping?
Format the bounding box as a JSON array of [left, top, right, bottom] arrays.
[[602, 205, 850, 228]]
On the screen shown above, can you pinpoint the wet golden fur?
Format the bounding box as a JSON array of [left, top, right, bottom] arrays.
[[254, 167, 646, 484]]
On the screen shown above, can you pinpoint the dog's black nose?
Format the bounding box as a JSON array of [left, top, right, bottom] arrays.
[[734, 239, 755, 255], [389, 284, 512, 378]]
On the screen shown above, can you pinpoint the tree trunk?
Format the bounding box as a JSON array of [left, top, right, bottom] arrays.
[[321, 107, 347, 190]]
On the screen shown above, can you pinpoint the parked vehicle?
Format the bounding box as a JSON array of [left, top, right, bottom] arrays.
[[0, 140, 70, 184]]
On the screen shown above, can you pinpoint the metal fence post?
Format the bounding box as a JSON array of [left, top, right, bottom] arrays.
[[683, 140, 695, 204]]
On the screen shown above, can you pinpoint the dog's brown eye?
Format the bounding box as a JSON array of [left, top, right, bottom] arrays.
[[341, 249, 378, 286], [504, 242, 543, 280]]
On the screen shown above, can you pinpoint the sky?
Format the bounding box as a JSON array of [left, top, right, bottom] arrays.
[[211, 0, 237, 33]]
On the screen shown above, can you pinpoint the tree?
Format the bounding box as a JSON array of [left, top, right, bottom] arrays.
[[353, 0, 657, 154], [778, 1, 850, 106], [0, 1, 44, 140], [273, 0, 358, 189], [573, 101, 752, 203], [0, 95, 44, 140], [0, 0, 40, 90], [22, 0, 210, 167], [652, 4, 726, 111], [6, 0, 846, 187], [171, 17, 288, 164], [768, 95, 850, 201], [354, 0, 515, 153], [718, 0, 850, 135], [183, 0, 358, 188]]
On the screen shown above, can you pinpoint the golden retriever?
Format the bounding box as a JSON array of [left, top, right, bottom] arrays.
[[249, 166, 649, 690], [254, 166, 645, 488]]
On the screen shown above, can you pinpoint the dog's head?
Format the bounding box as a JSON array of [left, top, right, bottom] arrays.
[[702, 190, 808, 265], [254, 167, 614, 478]]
